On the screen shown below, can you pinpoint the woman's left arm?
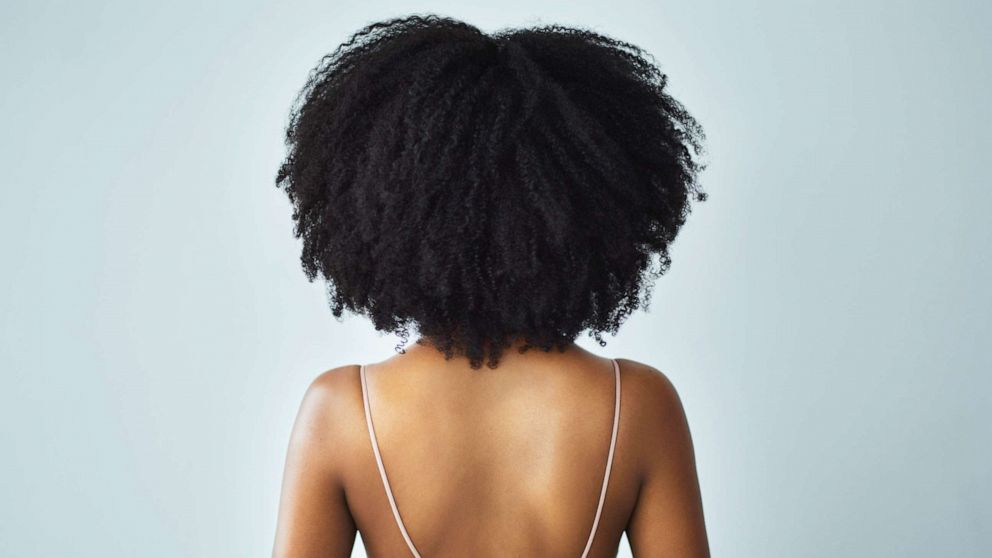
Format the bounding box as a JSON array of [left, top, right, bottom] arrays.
[[272, 371, 357, 558]]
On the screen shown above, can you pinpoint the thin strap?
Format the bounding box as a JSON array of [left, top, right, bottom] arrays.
[[579, 358, 622, 558], [360, 364, 424, 558], [359, 360, 621, 558]]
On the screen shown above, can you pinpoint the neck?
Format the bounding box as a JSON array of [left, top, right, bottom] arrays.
[[405, 334, 584, 369]]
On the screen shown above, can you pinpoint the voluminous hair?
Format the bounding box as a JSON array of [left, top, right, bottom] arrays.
[[275, 14, 707, 369]]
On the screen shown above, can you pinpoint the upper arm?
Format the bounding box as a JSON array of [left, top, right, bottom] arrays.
[[272, 367, 358, 558], [625, 366, 710, 557]]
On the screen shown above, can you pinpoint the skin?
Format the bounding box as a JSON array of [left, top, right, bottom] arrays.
[[273, 336, 709, 557]]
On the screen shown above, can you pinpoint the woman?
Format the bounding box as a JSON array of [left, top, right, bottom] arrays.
[[272, 14, 710, 557]]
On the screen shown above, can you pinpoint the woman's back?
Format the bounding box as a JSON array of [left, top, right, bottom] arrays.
[[273, 340, 709, 557]]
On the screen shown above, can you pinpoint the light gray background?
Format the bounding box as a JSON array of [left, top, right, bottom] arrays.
[[1, 1, 989, 556]]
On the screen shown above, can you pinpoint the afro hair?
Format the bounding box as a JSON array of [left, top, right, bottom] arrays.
[[275, 14, 707, 369]]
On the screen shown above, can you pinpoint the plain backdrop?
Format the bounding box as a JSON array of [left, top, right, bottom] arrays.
[[1, 1, 989, 556]]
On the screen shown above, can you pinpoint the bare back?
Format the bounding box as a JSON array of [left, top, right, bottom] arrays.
[[273, 341, 709, 557]]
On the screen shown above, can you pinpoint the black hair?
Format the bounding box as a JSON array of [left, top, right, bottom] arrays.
[[275, 14, 707, 369]]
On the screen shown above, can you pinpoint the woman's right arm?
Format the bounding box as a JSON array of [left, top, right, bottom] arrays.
[[625, 367, 710, 557]]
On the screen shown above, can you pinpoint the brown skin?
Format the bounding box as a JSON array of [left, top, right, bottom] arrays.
[[273, 337, 709, 557]]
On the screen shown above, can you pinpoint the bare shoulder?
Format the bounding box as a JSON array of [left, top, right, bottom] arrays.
[[616, 358, 709, 555], [285, 364, 366, 475], [274, 365, 363, 556], [303, 363, 363, 407], [296, 364, 365, 425], [615, 358, 694, 470], [616, 358, 686, 422]]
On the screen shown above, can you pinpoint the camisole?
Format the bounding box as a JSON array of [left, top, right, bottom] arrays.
[[359, 358, 622, 558]]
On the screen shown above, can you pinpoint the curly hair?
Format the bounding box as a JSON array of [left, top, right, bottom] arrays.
[[275, 14, 707, 369]]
